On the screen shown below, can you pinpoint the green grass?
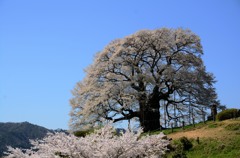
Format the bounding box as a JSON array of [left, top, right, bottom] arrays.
[[145, 121, 218, 136], [76, 120, 240, 158], [143, 122, 209, 136], [186, 136, 240, 158], [225, 122, 240, 131], [161, 119, 240, 158], [166, 136, 240, 158]]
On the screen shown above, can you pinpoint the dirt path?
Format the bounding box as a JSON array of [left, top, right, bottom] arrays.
[[168, 120, 238, 140]]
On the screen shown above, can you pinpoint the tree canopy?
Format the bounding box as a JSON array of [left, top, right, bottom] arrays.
[[70, 28, 218, 132]]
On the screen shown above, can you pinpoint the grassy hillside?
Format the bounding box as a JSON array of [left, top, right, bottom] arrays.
[[164, 119, 240, 158]]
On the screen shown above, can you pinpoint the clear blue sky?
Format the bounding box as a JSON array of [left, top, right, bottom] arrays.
[[0, 0, 239, 129]]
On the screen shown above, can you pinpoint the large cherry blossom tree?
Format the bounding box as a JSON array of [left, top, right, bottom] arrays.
[[70, 28, 218, 132]]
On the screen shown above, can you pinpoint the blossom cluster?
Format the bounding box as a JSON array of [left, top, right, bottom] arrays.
[[5, 124, 169, 158]]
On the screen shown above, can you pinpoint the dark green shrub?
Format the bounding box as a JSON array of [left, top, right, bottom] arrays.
[[168, 137, 193, 158], [55, 152, 70, 158], [73, 129, 94, 137], [179, 137, 193, 151], [216, 109, 240, 121], [171, 143, 187, 158]]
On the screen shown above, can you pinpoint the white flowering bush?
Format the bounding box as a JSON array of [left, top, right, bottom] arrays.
[[5, 124, 169, 158]]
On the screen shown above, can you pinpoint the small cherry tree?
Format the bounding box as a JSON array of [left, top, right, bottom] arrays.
[[5, 124, 170, 158]]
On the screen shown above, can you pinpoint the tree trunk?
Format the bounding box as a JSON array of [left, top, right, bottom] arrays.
[[211, 104, 217, 121], [139, 86, 161, 132]]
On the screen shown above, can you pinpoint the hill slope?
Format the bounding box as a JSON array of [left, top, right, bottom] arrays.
[[166, 119, 240, 158], [0, 122, 52, 157], [168, 119, 239, 139]]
